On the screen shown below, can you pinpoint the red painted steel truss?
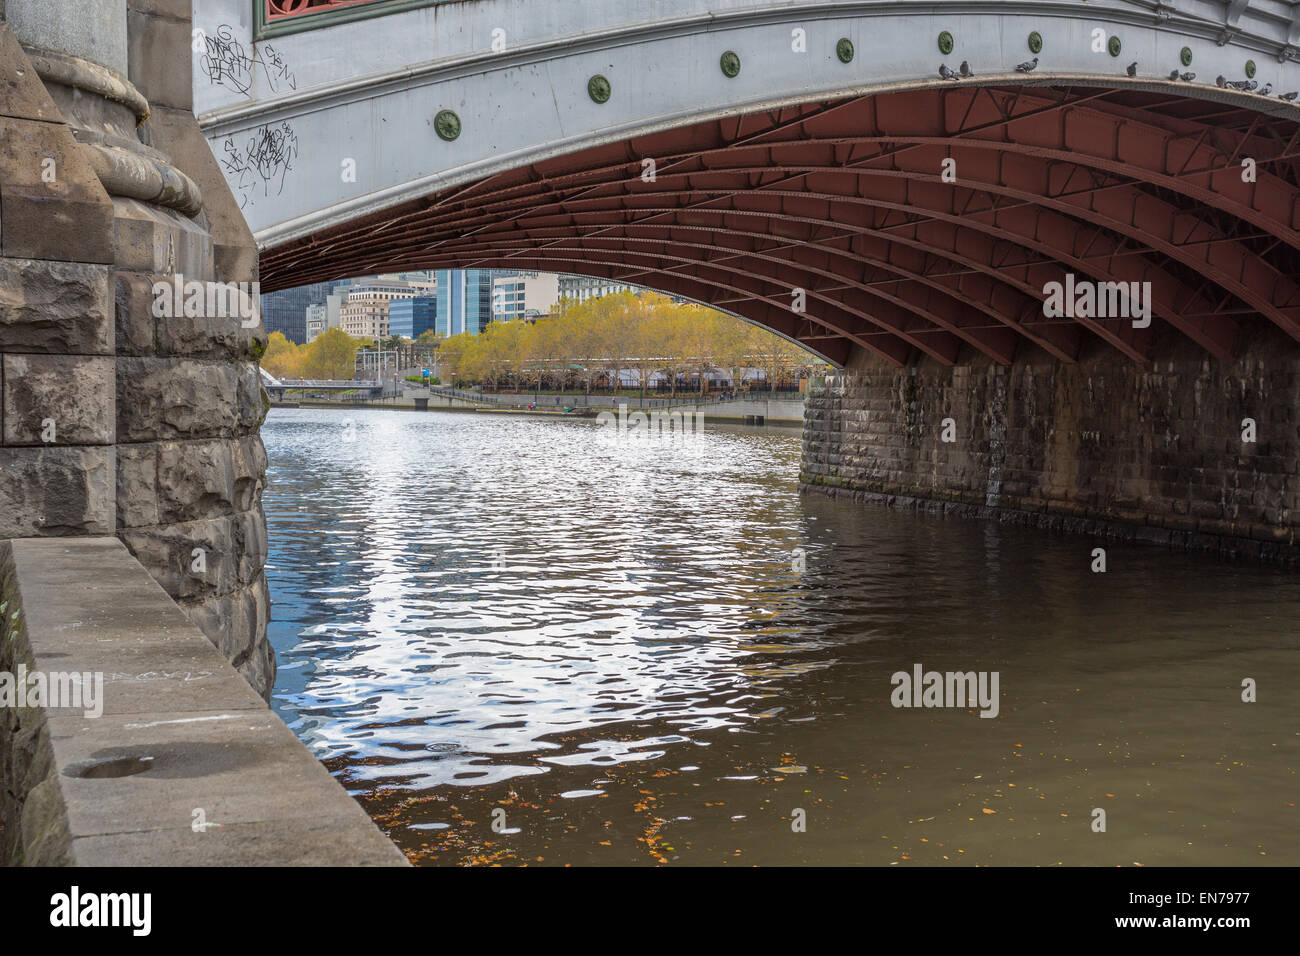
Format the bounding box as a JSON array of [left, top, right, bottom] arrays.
[[259, 85, 1300, 367]]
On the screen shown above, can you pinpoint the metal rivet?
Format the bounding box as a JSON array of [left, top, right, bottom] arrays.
[[434, 109, 460, 141], [1028, 32, 1043, 54], [1180, 46, 1193, 66], [720, 50, 740, 78], [836, 37, 854, 64], [938, 31, 954, 55], [1108, 35, 1122, 57], [588, 74, 611, 103], [1245, 59, 1257, 78]]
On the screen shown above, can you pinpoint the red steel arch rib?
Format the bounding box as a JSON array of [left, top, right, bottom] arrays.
[[260, 84, 1300, 366]]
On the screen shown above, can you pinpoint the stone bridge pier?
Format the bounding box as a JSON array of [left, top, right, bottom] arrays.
[[0, 0, 274, 696], [802, 327, 1300, 560]]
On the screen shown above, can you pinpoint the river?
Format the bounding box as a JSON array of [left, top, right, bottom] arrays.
[[262, 406, 1298, 866]]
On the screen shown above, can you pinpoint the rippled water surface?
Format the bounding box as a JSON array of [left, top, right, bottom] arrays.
[[264, 407, 1298, 866]]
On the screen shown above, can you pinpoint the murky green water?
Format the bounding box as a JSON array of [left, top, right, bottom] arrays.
[[263, 407, 1298, 866]]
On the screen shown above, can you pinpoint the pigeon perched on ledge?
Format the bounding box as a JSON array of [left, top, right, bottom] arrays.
[[1168, 69, 1180, 80], [1126, 61, 1138, 77], [938, 63, 959, 80], [959, 60, 973, 78], [1260, 83, 1273, 95], [1015, 57, 1038, 73], [1180, 72, 1195, 82], [1216, 75, 1227, 87], [1279, 91, 1299, 101]]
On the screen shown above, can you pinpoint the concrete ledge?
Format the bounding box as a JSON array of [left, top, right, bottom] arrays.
[[0, 537, 408, 866]]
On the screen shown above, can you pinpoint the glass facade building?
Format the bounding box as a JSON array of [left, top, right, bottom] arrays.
[[260, 280, 347, 343], [388, 297, 438, 338], [435, 269, 495, 336]]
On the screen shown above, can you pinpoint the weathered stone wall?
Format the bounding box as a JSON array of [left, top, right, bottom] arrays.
[[0, 2, 275, 696], [0, 26, 117, 542], [0, 541, 69, 865], [801, 326, 1300, 561]]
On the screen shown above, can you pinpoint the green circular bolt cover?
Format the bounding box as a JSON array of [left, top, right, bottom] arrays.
[[1108, 35, 1122, 57], [720, 50, 740, 77], [1245, 59, 1257, 78], [938, 31, 954, 55], [1180, 46, 1193, 66], [1028, 32, 1043, 54], [837, 37, 854, 64], [434, 109, 460, 141], [588, 74, 611, 103]]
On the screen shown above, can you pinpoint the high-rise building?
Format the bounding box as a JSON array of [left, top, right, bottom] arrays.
[[388, 297, 437, 339], [493, 272, 560, 321], [435, 269, 495, 336], [260, 280, 345, 343]]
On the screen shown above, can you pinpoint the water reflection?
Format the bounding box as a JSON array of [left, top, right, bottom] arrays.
[[264, 407, 1299, 866]]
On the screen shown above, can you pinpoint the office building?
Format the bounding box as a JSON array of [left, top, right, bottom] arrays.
[[435, 269, 495, 336], [492, 272, 560, 321], [260, 280, 345, 343], [389, 297, 438, 338], [304, 304, 329, 341], [339, 278, 418, 339]]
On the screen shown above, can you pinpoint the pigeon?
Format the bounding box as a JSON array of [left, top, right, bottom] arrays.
[[1168, 69, 1181, 80], [959, 60, 974, 78], [1279, 91, 1299, 101], [1245, 79, 1258, 91], [938, 63, 959, 80], [1260, 83, 1273, 95], [1180, 72, 1196, 82], [1015, 56, 1038, 73], [1126, 61, 1138, 77], [1216, 75, 1227, 87]]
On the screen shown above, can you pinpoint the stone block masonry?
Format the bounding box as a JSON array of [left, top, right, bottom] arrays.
[[0, 3, 276, 698], [801, 327, 1300, 562]]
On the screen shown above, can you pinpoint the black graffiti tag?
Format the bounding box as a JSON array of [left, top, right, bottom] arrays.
[[201, 24, 297, 97], [220, 122, 299, 209]]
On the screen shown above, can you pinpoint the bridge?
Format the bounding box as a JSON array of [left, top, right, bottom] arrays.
[[258, 367, 382, 398], [0, 0, 1298, 865], [193, 0, 1300, 549]]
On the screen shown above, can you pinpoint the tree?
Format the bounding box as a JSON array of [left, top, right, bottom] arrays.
[[303, 327, 363, 380], [262, 331, 302, 379]]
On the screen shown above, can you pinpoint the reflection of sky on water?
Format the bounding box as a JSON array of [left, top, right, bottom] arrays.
[[264, 408, 819, 789]]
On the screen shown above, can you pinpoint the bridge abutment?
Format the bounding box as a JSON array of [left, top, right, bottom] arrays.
[[0, 1, 274, 697], [801, 331, 1300, 560]]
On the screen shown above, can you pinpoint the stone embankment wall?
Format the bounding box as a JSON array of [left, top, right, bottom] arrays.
[[801, 328, 1300, 561], [0, 538, 407, 866], [0, 1, 274, 695]]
